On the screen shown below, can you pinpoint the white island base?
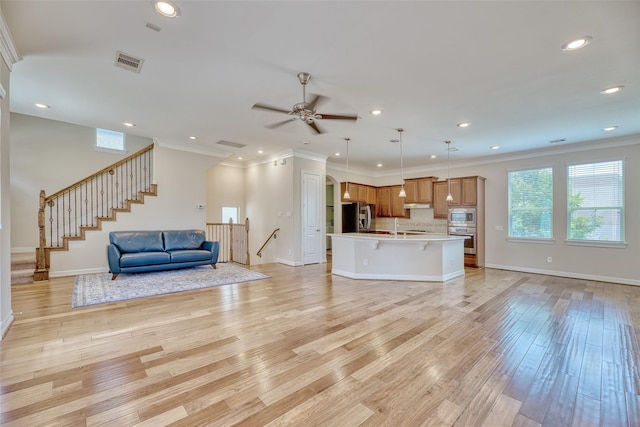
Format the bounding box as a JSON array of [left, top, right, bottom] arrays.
[[330, 233, 466, 282]]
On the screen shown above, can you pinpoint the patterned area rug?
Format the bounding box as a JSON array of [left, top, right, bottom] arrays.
[[72, 263, 270, 308]]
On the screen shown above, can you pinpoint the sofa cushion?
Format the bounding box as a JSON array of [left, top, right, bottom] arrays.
[[120, 251, 170, 267], [169, 249, 212, 263], [110, 231, 164, 253], [163, 230, 206, 251]]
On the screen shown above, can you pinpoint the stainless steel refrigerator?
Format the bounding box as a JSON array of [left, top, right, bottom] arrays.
[[342, 203, 375, 233]]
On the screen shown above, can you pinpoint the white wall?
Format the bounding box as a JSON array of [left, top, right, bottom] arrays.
[[206, 163, 245, 223], [9, 113, 152, 251], [245, 154, 294, 265]]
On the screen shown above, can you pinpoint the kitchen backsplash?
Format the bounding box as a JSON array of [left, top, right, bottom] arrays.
[[376, 208, 447, 233]]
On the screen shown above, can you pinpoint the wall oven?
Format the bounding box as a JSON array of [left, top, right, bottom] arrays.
[[448, 226, 476, 255]]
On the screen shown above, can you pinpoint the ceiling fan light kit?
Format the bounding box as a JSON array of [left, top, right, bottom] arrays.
[[252, 72, 358, 135]]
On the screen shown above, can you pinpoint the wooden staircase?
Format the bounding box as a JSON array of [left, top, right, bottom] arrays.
[[34, 144, 156, 281]]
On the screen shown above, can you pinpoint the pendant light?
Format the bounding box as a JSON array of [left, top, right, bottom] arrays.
[[445, 140, 453, 202], [397, 128, 406, 198], [343, 137, 351, 200]]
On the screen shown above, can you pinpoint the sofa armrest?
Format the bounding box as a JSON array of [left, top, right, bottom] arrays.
[[107, 244, 122, 274], [202, 241, 220, 264]]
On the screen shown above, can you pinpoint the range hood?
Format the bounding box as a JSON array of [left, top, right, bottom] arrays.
[[403, 203, 432, 209]]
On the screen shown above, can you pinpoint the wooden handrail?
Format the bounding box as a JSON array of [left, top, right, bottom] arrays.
[[45, 144, 154, 201], [257, 228, 279, 258]]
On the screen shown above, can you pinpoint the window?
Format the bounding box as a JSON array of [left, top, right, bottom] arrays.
[[222, 206, 238, 224], [567, 160, 624, 242], [96, 128, 125, 151], [508, 167, 553, 239]]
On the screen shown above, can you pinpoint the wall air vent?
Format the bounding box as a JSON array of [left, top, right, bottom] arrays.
[[549, 138, 567, 144], [114, 51, 144, 74], [216, 140, 246, 149]]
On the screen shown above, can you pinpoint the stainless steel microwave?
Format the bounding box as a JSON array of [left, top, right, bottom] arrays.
[[448, 208, 476, 226]]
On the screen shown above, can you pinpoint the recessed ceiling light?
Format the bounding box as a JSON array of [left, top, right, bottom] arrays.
[[429, 155, 437, 159], [258, 150, 264, 154], [600, 85, 624, 95], [123, 122, 135, 127], [603, 126, 618, 131], [35, 103, 50, 109], [490, 145, 500, 150], [377, 163, 383, 167], [153, 1, 181, 18], [335, 152, 340, 156], [562, 36, 592, 51], [237, 156, 243, 160], [189, 136, 197, 140], [370, 109, 383, 116], [457, 122, 471, 128]]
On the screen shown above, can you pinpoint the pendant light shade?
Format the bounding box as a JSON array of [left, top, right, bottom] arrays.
[[343, 137, 351, 200], [397, 128, 406, 198], [445, 140, 453, 202]]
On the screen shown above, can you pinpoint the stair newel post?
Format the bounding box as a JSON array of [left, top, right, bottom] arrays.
[[245, 217, 250, 266], [228, 217, 234, 263], [34, 190, 50, 281]]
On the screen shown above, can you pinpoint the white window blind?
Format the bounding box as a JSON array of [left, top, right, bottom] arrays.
[[508, 167, 553, 239], [567, 160, 624, 242]]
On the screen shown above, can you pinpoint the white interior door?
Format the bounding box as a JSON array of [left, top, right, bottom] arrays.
[[303, 171, 322, 265]]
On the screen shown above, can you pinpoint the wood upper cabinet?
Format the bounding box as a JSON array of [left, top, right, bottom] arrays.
[[377, 187, 391, 217], [390, 185, 409, 217], [341, 182, 377, 203], [367, 186, 377, 205], [404, 177, 435, 203], [447, 177, 477, 206], [376, 185, 409, 217], [433, 181, 450, 219]]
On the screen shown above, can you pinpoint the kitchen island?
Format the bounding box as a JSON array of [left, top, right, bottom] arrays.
[[329, 233, 466, 282]]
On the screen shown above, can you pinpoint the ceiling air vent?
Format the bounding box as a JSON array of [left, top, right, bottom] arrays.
[[114, 51, 144, 74], [216, 140, 246, 149], [549, 138, 567, 144]]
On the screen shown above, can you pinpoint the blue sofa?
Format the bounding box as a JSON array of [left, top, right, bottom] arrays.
[[107, 230, 219, 280]]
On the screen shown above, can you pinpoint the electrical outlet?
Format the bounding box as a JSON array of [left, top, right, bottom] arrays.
[[363, 259, 369, 266], [547, 256, 552, 263]]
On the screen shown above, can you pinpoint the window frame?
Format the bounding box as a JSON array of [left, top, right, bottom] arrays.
[[565, 158, 625, 247], [96, 128, 126, 153], [507, 166, 554, 242]]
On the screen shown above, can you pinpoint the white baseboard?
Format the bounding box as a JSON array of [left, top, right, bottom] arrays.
[[49, 267, 109, 278], [485, 263, 640, 287], [11, 247, 36, 254], [1, 311, 14, 340], [276, 258, 303, 267]]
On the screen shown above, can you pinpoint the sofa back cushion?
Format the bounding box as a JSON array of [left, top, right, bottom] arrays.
[[163, 230, 206, 251], [109, 231, 164, 253]]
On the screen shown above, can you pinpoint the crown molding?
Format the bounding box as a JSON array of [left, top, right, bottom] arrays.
[[0, 9, 21, 70]]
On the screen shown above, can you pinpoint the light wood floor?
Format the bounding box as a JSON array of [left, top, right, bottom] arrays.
[[2, 263, 640, 426]]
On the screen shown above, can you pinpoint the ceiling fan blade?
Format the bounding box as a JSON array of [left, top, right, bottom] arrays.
[[317, 113, 358, 121], [306, 120, 323, 134], [307, 94, 329, 110], [265, 118, 298, 129], [252, 103, 291, 115]]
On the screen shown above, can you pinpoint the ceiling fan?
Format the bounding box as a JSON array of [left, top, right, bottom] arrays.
[[252, 72, 358, 134]]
